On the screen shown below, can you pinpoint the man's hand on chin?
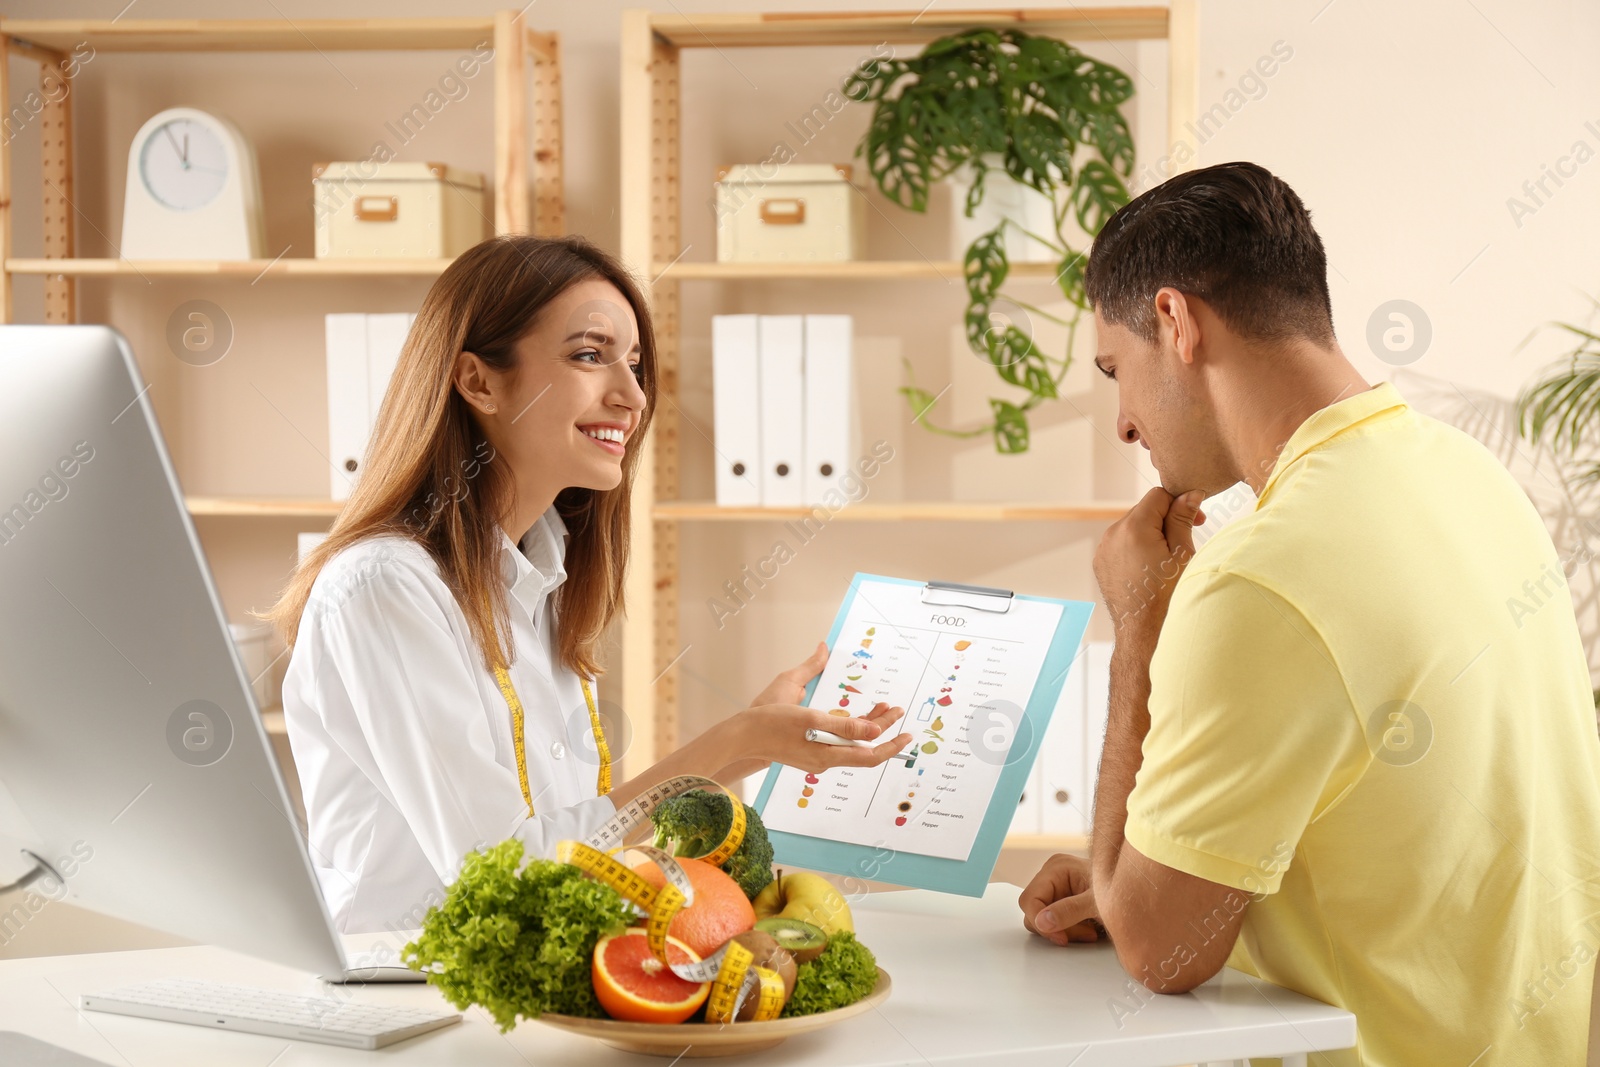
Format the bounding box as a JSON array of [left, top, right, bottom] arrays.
[[1093, 487, 1207, 647]]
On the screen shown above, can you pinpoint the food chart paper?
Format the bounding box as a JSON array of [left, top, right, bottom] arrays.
[[754, 573, 1093, 896]]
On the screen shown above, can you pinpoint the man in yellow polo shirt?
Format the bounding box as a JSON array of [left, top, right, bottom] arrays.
[[1018, 161, 1600, 1065]]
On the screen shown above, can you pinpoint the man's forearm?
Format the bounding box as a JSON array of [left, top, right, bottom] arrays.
[[1090, 632, 1158, 891]]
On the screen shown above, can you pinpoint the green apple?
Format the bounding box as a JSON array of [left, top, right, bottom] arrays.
[[752, 869, 853, 935]]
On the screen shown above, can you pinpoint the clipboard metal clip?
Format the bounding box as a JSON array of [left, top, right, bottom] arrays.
[[921, 579, 1014, 615]]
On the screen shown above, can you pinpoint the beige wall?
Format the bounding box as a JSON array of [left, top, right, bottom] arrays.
[[4, 0, 1598, 952]]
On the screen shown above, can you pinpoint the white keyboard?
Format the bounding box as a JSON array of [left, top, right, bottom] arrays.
[[80, 978, 461, 1050]]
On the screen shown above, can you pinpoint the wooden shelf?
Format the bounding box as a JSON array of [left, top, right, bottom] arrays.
[[7, 258, 454, 278], [1, 17, 508, 53], [1003, 833, 1089, 852], [2, 7, 563, 323], [647, 7, 1168, 48], [619, 4, 1199, 774], [186, 497, 343, 518], [655, 501, 1134, 522], [654, 260, 1068, 282]]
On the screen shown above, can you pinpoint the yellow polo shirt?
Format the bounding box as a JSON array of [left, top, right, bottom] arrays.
[[1123, 381, 1600, 1066]]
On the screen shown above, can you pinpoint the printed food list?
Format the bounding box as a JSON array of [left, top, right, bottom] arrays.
[[761, 578, 1064, 862]]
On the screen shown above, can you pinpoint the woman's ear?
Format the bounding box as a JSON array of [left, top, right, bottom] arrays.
[[452, 350, 498, 415]]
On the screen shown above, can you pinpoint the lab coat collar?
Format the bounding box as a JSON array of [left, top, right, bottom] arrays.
[[499, 505, 570, 623], [1257, 380, 1408, 507]]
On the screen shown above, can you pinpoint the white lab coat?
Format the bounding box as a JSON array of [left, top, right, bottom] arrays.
[[281, 505, 618, 934]]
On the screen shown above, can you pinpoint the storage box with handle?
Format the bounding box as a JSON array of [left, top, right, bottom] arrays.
[[312, 161, 486, 259], [715, 162, 865, 263]]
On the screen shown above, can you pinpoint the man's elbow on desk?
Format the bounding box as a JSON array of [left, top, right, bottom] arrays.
[[1098, 842, 1247, 996]]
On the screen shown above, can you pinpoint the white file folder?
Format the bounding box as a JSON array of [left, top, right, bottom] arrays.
[[712, 314, 762, 506], [802, 314, 857, 504], [325, 312, 413, 501], [365, 314, 411, 424], [1010, 758, 1044, 837], [758, 315, 805, 506], [325, 314, 368, 501], [1039, 649, 1088, 835]]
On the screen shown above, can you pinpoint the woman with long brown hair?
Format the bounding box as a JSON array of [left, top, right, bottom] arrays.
[[265, 234, 910, 933]]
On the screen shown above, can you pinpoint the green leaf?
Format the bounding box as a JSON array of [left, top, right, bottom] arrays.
[[963, 159, 989, 217], [1086, 109, 1135, 178], [900, 383, 941, 427], [990, 398, 1032, 453], [1056, 246, 1089, 308], [843, 57, 911, 103], [1073, 158, 1129, 234], [863, 91, 933, 212], [1007, 109, 1073, 194], [1072, 58, 1135, 108], [963, 224, 1009, 310]]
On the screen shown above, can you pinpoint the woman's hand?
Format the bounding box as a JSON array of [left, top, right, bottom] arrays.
[[748, 640, 829, 709], [733, 700, 912, 773]]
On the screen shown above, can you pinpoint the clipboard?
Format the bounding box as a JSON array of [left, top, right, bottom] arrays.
[[753, 572, 1094, 897]]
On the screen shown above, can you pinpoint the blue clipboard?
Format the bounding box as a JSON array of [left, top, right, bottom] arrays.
[[753, 572, 1094, 897]]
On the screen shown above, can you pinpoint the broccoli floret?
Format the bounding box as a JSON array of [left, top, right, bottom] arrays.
[[780, 931, 878, 1016], [649, 789, 774, 899]]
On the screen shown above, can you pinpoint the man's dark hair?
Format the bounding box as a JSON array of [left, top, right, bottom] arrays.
[[1083, 161, 1335, 348]]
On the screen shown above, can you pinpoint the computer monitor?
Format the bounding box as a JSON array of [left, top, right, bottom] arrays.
[[0, 325, 393, 980]]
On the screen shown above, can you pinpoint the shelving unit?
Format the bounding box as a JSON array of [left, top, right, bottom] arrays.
[[4, 258, 457, 277], [0, 13, 566, 760], [619, 5, 1199, 853], [0, 11, 565, 323]]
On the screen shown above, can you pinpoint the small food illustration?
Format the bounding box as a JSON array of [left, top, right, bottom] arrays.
[[954, 639, 971, 651]]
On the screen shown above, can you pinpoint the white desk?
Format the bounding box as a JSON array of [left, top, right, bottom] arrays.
[[0, 883, 1354, 1066]]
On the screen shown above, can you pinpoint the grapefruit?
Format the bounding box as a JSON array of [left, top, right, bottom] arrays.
[[634, 857, 756, 959], [592, 928, 710, 1024]]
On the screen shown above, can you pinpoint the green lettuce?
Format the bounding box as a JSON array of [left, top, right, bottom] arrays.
[[403, 839, 632, 1030], [780, 931, 879, 1017]]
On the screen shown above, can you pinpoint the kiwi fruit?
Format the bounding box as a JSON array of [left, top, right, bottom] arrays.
[[754, 916, 829, 964], [729, 930, 797, 1020]]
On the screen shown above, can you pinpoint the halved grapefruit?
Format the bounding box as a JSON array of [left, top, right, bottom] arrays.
[[592, 927, 710, 1024]]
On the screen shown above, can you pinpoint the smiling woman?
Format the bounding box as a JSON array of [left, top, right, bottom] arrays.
[[260, 234, 913, 934]]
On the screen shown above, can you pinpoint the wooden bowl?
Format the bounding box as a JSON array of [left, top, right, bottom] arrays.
[[536, 966, 892, 1058]]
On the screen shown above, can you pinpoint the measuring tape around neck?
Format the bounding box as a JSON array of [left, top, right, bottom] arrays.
[[492, 666, 612, 815]]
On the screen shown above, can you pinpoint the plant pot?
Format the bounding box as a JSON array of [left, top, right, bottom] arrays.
[[947, 153, 1060, 264]]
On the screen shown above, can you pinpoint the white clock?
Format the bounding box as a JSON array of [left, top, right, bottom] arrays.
[[121, 107, 264, 260]]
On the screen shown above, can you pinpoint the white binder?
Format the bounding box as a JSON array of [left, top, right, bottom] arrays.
[[325, 312, 413, 501], [711, 314, 762, 506], [1039, 649, 1088, 835], [802, 314, 857, 504], [1010, 755, 1044, 837], [365, 314, 411, 425], [757, 315, 805, 506], [325, 313, 368, 501]]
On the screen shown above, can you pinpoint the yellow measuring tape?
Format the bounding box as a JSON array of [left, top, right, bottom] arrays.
[[492, 666, 612, 815], [556, 776, 785, 1023]]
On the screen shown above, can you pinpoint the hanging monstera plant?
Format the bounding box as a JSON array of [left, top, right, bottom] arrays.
[[844, 27, 1136, 453]]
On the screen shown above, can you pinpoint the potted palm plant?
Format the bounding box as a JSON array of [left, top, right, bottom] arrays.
[[843, 27, 1137, 453], [1514, 321, 1600, 715]]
